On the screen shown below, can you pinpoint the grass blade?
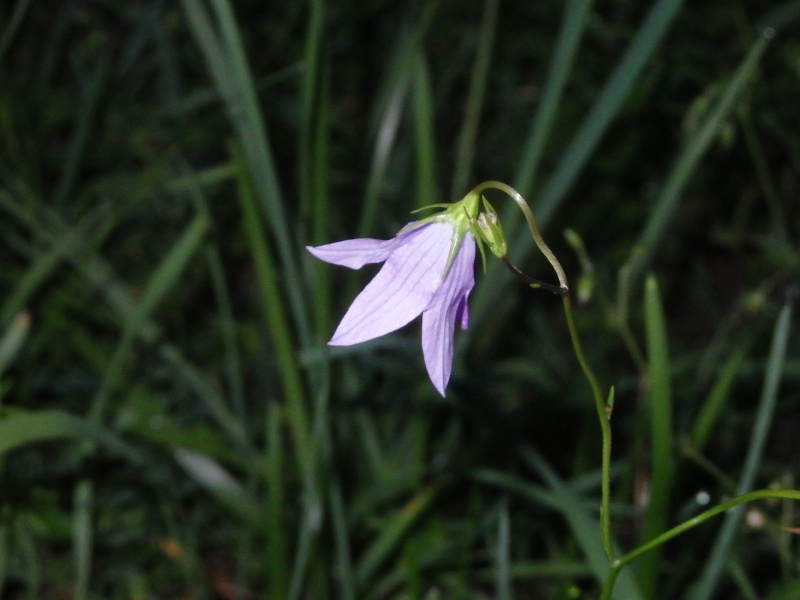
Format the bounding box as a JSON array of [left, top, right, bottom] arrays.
[[0, 523, 7, 592], [181, 0, 311, 347], [533, 0, 684, 226], [0, 311, 30, 384], [411, 54, 439, 209], [513, 0, 594, 196], [88, 212, 209, 424], [0, 410, 140, 462], [264, 403, 289, 600], [0, 198, 113, 328], [356, 486, 437, 587], [0, 0, 33, 60], [523, 448, 644, 600], [690, 295, 794, 600], [173, 448, 263, 527], [72, 480, 93, 600], [233, 144, 310, 468], [298, 0, 332, 339], [632, 33, 771, 280], [471, 0, 685, 327], [450, 0, 500, 197], [495, 498, 513, 600], [356, 5, 437, 238], [690, 342, 749, 452], [330, 477, 357, 600], [637, 275, 675, 595]]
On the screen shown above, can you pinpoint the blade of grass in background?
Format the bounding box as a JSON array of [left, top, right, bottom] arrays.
[[181, 0, 311, 348], [531, 0, 684, 227], [88, 212, 209, 425], [264, 403, 290, 600], [298, 0, 333, 340], [0, 194, 115, 329], [329, 476, 357, 600], [411, 53, 439, 208], [637, 275, 675, 597], [26, 181, 255, 457], [52, 57, 108, 209], [0, 410, 141, 461], [690, 342, 749, 453], [756, 1, 800, 33], [523, 448, 644, 600], [174, 448, 263, 526], [0, 523, 7, 593], [298, 0, 327, 234], [205, 247, 247, 423], [471, 0, 685, 328], [1, 176, 256, 458], [233, 144, 310, 472], [233, 142, 323, 598], [0, 311, 30, 402], [631, 33, 772, 281], [14, 520, 41, 598], [72, 480, 93, 600], [689, 295, 795, 600], [450, 0, 500, 198], [356, 485, 438, 588], [0, 0, 33, 60], [512, 0, 594, 197], [37, 172, 254, 456], [357, 2, 438, 238], [494, 498, 512, 600]]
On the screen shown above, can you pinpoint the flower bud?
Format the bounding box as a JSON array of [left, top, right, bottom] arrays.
[[475, 198, 507, 258]]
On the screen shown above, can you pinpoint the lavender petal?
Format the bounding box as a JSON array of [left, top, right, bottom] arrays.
[[329, 222, 453, 346], [421, 234, 476, 396]]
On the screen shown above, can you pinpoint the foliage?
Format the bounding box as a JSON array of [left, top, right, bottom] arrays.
[[1, 0, 799, 598]]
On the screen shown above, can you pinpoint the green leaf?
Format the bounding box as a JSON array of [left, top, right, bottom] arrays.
[[0, 410, 140, 463], [638, 275, 675, 595], [173, 448, 262, 527], [690, 298, 794, 600], [523, 448, 644, 600]]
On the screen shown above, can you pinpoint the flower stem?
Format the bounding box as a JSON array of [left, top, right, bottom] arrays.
[[472, 181, 615, 560], [472, 181, 568, 290], [562, 292, 614, 560], [598, 489, 800, 600]]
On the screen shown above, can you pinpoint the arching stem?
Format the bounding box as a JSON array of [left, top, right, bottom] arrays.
[[471, 180, 615, 560]]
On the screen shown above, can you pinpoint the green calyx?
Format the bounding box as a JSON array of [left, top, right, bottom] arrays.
[[411, 190, 509, 277], [474, 197, 507, 259]]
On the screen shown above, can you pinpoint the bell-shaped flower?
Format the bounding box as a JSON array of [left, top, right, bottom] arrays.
[[307, 195, 482, 396]]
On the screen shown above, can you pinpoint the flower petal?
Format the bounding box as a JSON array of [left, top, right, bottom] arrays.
[[329, 222, 453, 346], [455, 295, 469, 330], [421, 234, 476, 396], [305, 223, 421, 269], [306, 238, 395, 269]]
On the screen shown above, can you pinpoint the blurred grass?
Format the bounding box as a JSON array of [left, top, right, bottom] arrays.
[[0, 0, 798, 598], [638, 275, 675, 597], [691, 296, 795, 600]]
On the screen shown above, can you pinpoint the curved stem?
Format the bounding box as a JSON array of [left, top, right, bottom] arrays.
[[500, 256, 565, 296], [471, 181, 568, 290], [563, 292, 614, 560], [471, 180, 614, 560], [598, 489, 800, 600]]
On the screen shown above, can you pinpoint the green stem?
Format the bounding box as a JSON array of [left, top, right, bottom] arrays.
[[598, 489, 800, 600], [472, 181, 567, 290], [471, 181, 614, 560], [563, 292, 614, 560]]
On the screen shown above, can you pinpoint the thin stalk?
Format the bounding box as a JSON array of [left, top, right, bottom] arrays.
[[470, 180, 614, 560], [562, 292, 614, 560], [598, 489, 800, 600]]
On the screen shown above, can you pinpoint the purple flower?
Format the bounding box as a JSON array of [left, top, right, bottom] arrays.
[[307, 220, 476, 396]]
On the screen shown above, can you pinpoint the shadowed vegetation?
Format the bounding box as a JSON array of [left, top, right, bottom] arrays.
[[0, 1, 798, 598]]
